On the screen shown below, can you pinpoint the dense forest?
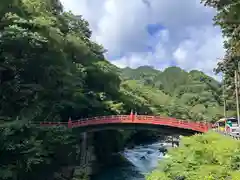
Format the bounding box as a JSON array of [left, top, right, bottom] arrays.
[[0, 0, 238, 180], [120, 66, 235, 122]]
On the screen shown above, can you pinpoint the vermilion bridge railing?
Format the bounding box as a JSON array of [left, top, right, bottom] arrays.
[[40, 115, 212, 133]]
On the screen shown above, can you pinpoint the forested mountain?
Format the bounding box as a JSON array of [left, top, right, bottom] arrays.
[[120, 66, 236, 121]]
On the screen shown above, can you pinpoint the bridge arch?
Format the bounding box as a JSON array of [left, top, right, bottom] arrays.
[[40, 115, 212, 135]]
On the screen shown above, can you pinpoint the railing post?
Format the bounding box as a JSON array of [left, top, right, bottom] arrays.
[[204, 120, 208, 132], [130, 110, 134, 122], [134, 111, 137, 122], [68, 117, 72, 128]]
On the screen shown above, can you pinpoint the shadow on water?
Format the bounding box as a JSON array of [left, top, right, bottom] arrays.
[[91, 142, 171, 180]]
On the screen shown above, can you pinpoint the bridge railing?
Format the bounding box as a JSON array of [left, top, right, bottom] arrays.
[[40, 115, 211, 132]]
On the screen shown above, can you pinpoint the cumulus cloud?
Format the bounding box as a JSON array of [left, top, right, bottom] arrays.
[[60, 0, 224, 79], [173, 26, 225, 77]]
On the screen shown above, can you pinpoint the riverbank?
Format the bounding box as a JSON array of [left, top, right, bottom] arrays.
[[61, 131, 178, 180], [91, 130, 162, 173], [67, 130, 163, 179], [90, 141, 172, 180]]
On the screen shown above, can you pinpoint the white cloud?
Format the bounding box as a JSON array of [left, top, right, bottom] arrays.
[[173, 49, 187, 64], [60, 0, 224, 80], [94, 0, 151, 57], [173, 26, 225, 76]]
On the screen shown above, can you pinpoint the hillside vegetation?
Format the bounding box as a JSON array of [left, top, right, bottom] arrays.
[[120, 66, 235, 122], [147, 132, 240, 180]]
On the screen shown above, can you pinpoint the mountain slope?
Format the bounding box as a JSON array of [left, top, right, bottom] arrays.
[[120, 66, 235, 122]]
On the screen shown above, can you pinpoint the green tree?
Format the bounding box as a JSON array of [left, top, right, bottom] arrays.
[[201, 0, 240, 102], [0, 0, 126, 179], [147, 132, 240, 180]]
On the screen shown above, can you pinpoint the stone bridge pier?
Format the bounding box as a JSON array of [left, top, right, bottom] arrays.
[[72, 132, 96, 178], [68, 118, 95, 176]]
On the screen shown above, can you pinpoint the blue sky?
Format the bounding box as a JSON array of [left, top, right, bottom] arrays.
[[147, 24, 165, 36], [60, 0, 224, 80]]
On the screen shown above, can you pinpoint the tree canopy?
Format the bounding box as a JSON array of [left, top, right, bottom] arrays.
[[147, 132, 240, 180], [121, 66, 232, 121], [201, 0, 240, 99]]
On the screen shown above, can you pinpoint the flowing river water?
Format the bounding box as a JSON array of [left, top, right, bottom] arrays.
[[91, 142, 172, 180]]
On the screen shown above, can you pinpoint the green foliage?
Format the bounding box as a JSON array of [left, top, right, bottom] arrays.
[[201, 0, 240, 101], [0, 119, 78, 180], [147, 132, 240, 180], [0, 0, 129, 179], [121, 66, 229, 121]]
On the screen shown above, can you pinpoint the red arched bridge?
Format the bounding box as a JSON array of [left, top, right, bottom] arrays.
[[40, 115, 212, 134]]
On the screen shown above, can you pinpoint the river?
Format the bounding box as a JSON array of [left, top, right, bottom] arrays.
[[91, 141, 171, 180]]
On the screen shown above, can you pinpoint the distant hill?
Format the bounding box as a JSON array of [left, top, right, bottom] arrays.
[[119, 66, 235, 122]]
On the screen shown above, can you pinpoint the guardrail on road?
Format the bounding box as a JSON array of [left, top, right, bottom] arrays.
[[213, 129, 240, 140], [228, 133, 240, 140]]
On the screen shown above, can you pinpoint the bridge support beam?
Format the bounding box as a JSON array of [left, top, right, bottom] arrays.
[[73, 133, 96, 178], [80, 132, 87, 167]]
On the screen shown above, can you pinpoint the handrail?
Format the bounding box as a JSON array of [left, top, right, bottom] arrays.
[[39, 115, 212, 133], [213, 129, 240, 140]]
